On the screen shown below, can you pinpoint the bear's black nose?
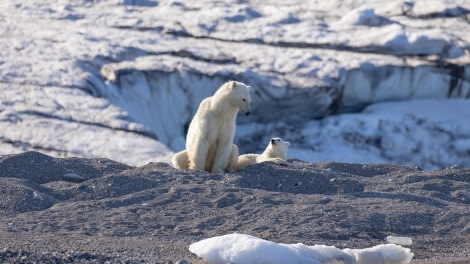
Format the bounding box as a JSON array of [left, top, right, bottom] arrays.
[[244, 111, 251, 116], [271, 139, 276, 145]]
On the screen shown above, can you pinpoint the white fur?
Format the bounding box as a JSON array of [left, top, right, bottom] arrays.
[[172, 144, 239, 172], [185, 81, 251, 173], [236, 137, 289, 171]]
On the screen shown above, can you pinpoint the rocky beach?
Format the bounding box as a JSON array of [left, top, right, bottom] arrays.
[[0, 152, 469, 263]]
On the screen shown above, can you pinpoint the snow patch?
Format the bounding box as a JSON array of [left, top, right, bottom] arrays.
[[189, 234, 413, 264]]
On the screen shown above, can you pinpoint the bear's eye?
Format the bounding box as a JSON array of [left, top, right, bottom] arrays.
[[242, 99, 246, 102]]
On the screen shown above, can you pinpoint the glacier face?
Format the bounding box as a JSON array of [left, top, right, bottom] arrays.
[[102, 53, 470, 152], [1, 0, 470, 168]]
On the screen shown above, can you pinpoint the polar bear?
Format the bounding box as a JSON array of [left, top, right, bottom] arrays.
[[172, 144, 239, 172], [185, 81, 251, 174], [236, 137, 290, 171]]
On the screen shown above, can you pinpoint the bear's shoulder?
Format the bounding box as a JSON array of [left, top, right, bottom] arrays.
[[198, 97, 212, 110]]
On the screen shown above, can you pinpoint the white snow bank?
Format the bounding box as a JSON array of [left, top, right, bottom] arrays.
[[189, 233, 413, 264], [0, 84, 173, 166], [237, 99, 470, 170], [363, 98, 469, 123]]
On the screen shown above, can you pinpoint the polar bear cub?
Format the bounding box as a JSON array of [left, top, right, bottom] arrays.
[[236, 137, 290, 171], [185, 81, 251, 174]]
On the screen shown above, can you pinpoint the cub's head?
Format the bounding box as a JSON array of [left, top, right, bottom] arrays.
[[228, 81, 251, 116], [267, 137, 289, 159]]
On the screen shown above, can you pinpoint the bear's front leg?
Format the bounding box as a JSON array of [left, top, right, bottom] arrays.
[[225, 144, 239, 172], [188, 141, 208, 171], [266, 158, 289, 167], [211, 142, 232, 174]]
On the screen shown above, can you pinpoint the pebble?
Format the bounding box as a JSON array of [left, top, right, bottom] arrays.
[[33, 191, 44, 201], [0, 248, 136, 263]]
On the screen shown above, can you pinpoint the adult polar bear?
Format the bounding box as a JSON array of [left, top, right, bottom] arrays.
[[185, 80, 251, 174]]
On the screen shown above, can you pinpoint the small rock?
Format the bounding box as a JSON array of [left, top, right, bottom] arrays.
[[63, 173, 86, 182], [404, 174, 422, 183], [33, 191, 44, 201]]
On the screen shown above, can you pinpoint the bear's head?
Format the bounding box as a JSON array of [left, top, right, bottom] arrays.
[[267, 137, 289, 159], [228, 81, 251, 116]]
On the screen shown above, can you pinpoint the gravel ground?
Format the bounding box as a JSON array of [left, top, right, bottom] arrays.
[[0, 151, 469, 263]]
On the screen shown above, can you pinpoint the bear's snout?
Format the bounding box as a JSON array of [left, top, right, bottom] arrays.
[[271, 139, 276, 145]]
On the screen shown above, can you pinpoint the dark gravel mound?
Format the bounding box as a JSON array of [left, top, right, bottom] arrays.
[[0, 152, 469, 263]]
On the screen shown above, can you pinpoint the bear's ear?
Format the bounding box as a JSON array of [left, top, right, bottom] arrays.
[[285, 142, 290, 146], [229, 81, 236, 89], [247, 85, 251, 90]]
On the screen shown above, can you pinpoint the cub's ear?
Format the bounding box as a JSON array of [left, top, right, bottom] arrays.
[[285, 142, 290, 146], [247, 85, 251, 90]]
